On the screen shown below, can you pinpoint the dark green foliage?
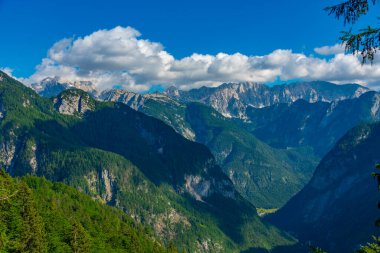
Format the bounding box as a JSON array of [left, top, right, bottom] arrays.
[[126, 94, 318, 208], [166, 242, 179, 253], [269, 122, 380, 252], [0, 170, 170, 253], [356, 236, 380, 253], [0, 174, 48, 253], [325, 0, 379, 63], [184, 102, 318, 208], [373, 164, 380, 227], [294, 164, 380, 253], [18, 182, 47, 253], [69, 221, 90, 253]]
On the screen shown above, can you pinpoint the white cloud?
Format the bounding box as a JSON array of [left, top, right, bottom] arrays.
[[0, 67, 30, 84], [0, 67, 15, 77], [314, 43, 345, 55], [22, 26, 380, 92]]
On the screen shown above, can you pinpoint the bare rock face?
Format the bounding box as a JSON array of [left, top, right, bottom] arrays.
[[29, 143, 38, 174], [166, 81, 370, 118], [99, 89, 146, 111], [184, 173, 236, 202], [0, 140, 16, 169], [53, 89, 95, 116], [99, 89, 182, 111], [84, 169, 116, 203], [184, 175, 212, 201], [0, 131, 17, 171], [101, 169, 115, 203]]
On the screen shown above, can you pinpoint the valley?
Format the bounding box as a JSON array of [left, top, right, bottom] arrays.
[[2, 2, 380, 252], [2, 69, 377, 252]]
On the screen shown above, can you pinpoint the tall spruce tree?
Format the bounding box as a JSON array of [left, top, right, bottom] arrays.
[[70, 220, 90, 253], [18, 182, 47, 253]]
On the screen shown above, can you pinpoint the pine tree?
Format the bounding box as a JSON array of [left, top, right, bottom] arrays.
[[70, 220, 90, 253], [18, 182, 47, 253], [356, 236, 380, 253]]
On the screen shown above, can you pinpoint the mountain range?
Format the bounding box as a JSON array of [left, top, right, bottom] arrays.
[[4, 72, 380, 252], [165, 81, 369, 118], [245, 91, 380, 156], [0, 71, 295, 253], [98, 88, 318, 208]]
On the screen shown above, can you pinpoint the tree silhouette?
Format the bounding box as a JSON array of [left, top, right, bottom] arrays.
[[325, 0, 379, 63]]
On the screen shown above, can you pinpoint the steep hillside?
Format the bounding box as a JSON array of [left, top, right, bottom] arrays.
[[99, 89, 196, 140], [0, 71, 294, 252], [184, 103, 318, 208], [268, 122, 380, 253], [246, 91, 380, 156], [100, 88, 318, 208], [165, 81, 369, 118], [0, 171, 172, 252]]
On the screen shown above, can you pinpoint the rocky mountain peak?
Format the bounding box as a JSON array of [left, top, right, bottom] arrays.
[[31, 77, 98, 97], [165, 86, 180, 97], [99, 89, 146, 110], [53, 89, 95, 116], [165, 81, 371, 118]]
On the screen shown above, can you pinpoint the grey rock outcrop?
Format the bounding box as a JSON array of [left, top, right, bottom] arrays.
[[166, 81, 370, 118], [53, 89, 95, 116]]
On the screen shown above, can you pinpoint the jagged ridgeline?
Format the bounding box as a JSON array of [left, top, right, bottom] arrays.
[[0, 171, 173, 252], [245, 91, 380, 157], [0, 71, 295, 252]]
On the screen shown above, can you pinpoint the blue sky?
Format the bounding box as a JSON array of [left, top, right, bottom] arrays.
[[1, 0, 380, 91]]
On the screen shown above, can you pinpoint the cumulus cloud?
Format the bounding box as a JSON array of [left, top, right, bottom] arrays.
[[314, 43, 345, 55], [23, 26, 380, 91], [0, 67, 15, 77]]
